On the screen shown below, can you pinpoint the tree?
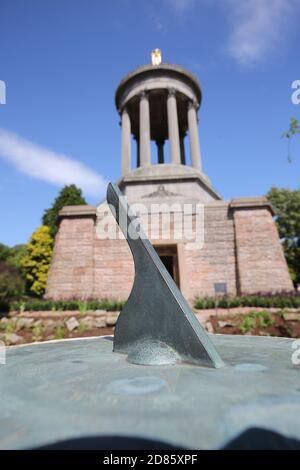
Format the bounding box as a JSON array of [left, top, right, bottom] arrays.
[[6, 244, 27, 271], [0, 243, 27, 283], [282, 118, 300, 140], [267, 187, 300, 284], [282, 118, 300, 163], [0, 243, 10, 262], [0, 261, 24, 311], [21, 226, 53, 296], [43, 184, 86, 237]]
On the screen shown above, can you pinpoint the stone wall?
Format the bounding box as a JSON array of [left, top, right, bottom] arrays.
[[185, 202, 237, 298], [232, 201, 293, 294], [94, 237, 134, 299], [46, 198, 293, 301], [45, 208, 96, 300]]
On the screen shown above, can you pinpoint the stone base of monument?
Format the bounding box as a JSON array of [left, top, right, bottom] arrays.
[[0, 334, 299, 449]]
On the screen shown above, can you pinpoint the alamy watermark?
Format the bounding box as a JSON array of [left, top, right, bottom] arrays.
[[291, 80, 300, 105], [291, 339, 300, 366], [96, 197, 204, 250], [0, 341, 6, 365], [0, 80, 6, 104]]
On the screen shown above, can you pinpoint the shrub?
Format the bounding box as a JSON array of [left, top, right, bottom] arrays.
[[194, 294, 300, 310], [205, 298, 216, 309], [256, 311, 274, 328], [21, 226, 53, 296], [10, 298, 125, 313], [4, 320, 16, 334], [228, 297, 241, 308], [54, 326, 66, 340], [0, 261, 25, 312], [194, 298, 205, 309], [78, 300, 88, 315], [217, 298, 229, 308], [239, 315, 255, 334], [238, 310, 275, 334]]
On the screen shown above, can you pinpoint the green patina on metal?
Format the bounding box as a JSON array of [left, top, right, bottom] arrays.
[[0, 335, 299, 449], [107, 182, 224, 368]]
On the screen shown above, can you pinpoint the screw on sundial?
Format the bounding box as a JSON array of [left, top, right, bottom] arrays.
[[107, 183, 224, 368]]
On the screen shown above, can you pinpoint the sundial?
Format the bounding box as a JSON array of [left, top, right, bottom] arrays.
[[0, 183, 300, 450], [107, 183, 223, 369]]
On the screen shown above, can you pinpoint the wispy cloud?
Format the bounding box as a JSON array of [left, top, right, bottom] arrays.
[[0, 128, 107, 198], [225, 0, 299, 66], [161, 0, 298, 66]]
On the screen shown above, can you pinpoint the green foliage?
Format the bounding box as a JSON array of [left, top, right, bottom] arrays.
[[78, 300, 88, 315], [32, 323, 45, 342], [42, 184, 86, 237], [21, 226, 53, 296], [10, 298, 125, 312], [282, 118, 300, 140], [0, 243, 27, 269], [238, 311, 275, 334], [0, 261, 25, 312], [54, 326, 66, 340], [3, 319, 16, 334], [0, 185, 86, 302], [282, 118, 300, 163], [239, 315, 255, 334], [6, 244, 27, 271], [0, 243, 11, 262], [0, 244, 27, 310], [267, 187, 300, 284], [255, 311, 274, 328], [194, 295, 300, 310]]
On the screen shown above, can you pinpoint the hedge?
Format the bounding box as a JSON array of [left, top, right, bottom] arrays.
[[10, 299, 125, 313], [8, 294, 300, 313], [194, 294, 300, 310]]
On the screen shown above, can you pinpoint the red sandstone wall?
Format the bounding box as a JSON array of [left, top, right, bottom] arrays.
[[46, 203, 293, 301], [45, 217, 95, 300], [185, 204, 237, 299], [93, 237, 134, 299], [233, 208, 293, 294]]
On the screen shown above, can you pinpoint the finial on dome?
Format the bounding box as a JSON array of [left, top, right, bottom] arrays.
[[151, 48, 162, 66]]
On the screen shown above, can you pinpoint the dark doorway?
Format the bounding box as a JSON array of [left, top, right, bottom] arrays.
[[160, 256, 174, 278], [154, 245, 180, 287]]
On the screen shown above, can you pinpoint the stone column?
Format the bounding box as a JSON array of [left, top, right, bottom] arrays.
[[156, 139, 164, 164], [139, 91, 151, 167], [167, 88, 181, 165], [188, 101, 202, 171], [180, 133, 186, 165], [134, 136, 140, 167], [121, 107, 131, 176]]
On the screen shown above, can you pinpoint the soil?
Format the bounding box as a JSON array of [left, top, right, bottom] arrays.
[[2, 309, 299, 346], [209, 313, 300, 338], [15, 327, 115, 344]]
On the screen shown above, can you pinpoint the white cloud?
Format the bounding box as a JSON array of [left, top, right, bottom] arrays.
[[161, 0, 299, 66], [226, 0, 299, 66], [0, 128, 108, 198]]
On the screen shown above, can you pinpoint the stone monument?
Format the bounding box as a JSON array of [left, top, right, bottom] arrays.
[[45, 50, 293, 301]]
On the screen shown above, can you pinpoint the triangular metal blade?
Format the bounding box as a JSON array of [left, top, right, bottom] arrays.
[[107, 182, 224, 368]]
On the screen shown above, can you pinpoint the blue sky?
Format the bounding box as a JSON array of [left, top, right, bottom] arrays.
[[0, 0, 300, 246]]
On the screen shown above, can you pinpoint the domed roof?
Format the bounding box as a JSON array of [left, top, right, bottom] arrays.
[[115, 63, 202, 109]]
